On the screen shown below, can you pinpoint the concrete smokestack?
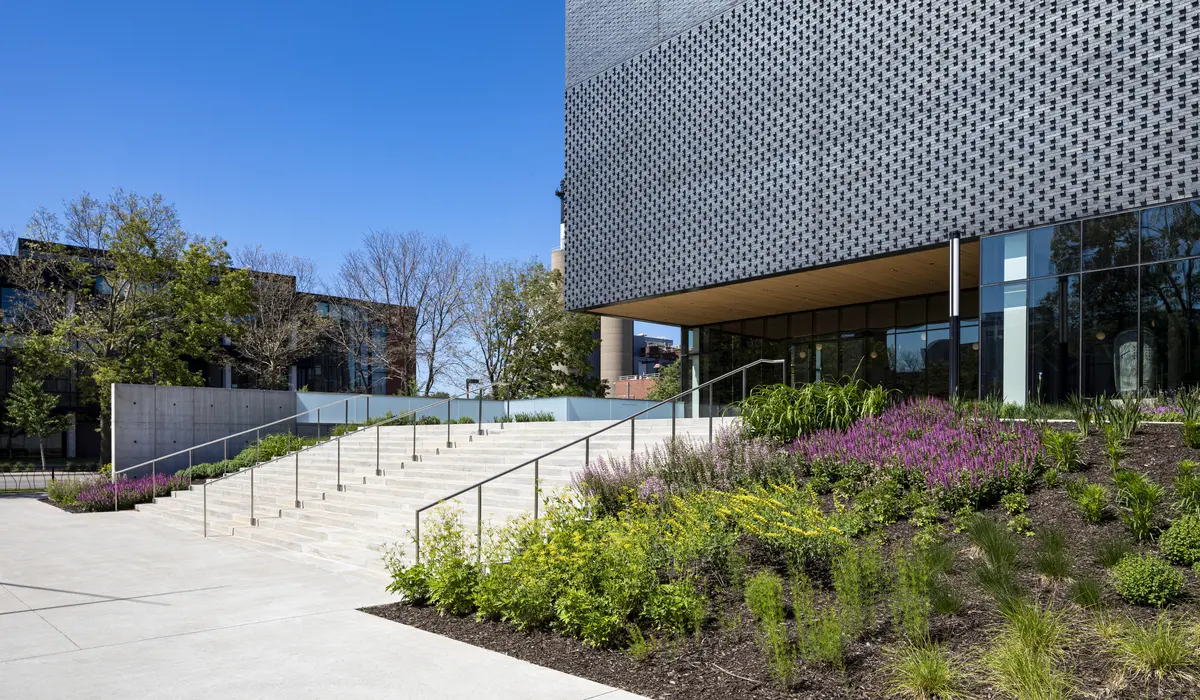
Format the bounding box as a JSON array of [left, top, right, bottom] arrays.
[[600, 316, 634, 391]]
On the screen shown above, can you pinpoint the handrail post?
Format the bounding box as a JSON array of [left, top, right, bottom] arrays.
[[295, 450, 300, 508], [708, 384, 714, 443], [414, 511, 421, 564], [316, 408, 321, 441], [366, 395, 370, 425], [251, 428, 258, 526], [533, 459, 539, 521], [630, 417, 635, 461], [376, 424, 381, 476], [223, 437, 228, 463], [477, 486, 483, 567], [780, 359, 787, 385], [203, 481, 207, 537], [584, 436, 589, 467], [742, 368, 748, 402], [336, 438, 342, 491], [446, 399, 452, 448], [477, 391, 483, 436], [151, 459, 156, 504], [671, 400, 676, 440]]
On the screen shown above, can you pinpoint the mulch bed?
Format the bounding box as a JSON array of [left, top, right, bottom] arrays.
[[364, 422, 1199, 699], [38, 496, 87, 513]]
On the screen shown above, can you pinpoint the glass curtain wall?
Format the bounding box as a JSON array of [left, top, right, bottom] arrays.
[[681, 290, 979, 404], [979, 198, 1200, 401]]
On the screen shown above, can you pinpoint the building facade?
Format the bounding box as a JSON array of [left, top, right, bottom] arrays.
[[0, 240, 413, 460], [562, 0, 1200, 405]]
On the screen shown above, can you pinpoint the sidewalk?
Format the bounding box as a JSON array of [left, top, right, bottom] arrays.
[[0, 495, 643, 700]]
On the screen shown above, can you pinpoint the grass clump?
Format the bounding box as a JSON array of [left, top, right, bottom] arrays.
[[1095, 536, 1134, 568], [735, 379, 891, 442], [1068, 577, 1103, 609], [883, 643, 964, 699], [891, 545, 933, 644], [1105, 613, 1199, 681], [982, 600, 1075, 700], [1065, 477, 1109, 524], [745, 570, 795, 687], [1174, 460, 1200, 516], [1033, 525, 1072, 582], [965, 515, 1023, 611], [832, 540, 887, 637], [1110, 553, 1185, 607]]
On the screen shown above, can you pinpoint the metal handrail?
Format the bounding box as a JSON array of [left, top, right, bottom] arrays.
[[413, 358, 785, 562], [194, 380, 507, 536]]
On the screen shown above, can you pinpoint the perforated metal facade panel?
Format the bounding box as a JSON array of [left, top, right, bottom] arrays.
[[562, 0, 1200, 312]]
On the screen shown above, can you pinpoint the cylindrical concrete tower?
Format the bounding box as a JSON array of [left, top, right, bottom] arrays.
[[600, 316, 634, 390]]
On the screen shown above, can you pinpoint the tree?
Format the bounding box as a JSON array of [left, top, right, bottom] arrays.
[[233, 246, 331, 389], [335, 229, 471, 395], [645, 359, 682, 402], [463, 259, 600, 399], [4, 378, 73, 470], [3, 190, 253, 460]]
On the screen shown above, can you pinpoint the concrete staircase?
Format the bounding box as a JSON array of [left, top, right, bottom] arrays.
[[135, 418, 732, 571]]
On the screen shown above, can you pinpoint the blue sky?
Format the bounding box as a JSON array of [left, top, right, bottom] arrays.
[[0, 1, 679, 342]]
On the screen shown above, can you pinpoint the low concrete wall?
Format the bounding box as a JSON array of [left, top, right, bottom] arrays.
[[112, 385, 294, 474]]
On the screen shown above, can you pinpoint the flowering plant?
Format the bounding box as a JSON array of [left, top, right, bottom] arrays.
[[76, 472, 191, 512], [792, 398, 1041, 510]]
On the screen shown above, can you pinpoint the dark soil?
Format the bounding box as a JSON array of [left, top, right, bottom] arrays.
[[364, 423, 1200, 699], [38, 496, 87, 513]]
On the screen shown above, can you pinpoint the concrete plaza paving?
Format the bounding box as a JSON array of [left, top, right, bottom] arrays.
[[0, 495, 644, 700]]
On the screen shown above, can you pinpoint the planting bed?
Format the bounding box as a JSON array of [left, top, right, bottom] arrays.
[[367, 395, 1200, 700]]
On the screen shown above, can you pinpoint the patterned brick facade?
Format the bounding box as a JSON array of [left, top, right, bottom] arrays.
[[563, 0, 1200, 312]]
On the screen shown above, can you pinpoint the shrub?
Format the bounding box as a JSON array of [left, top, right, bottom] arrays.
[[1111, 553, 1185, 607], [892, 545, 932, 644], [555, 588, 625, 648], [642, 579, 706, 634], [1066, 478, 1109, 524], [1068, 577, 1103, 609], [884, 643, 963, 700], [792, 572, 846, 670], [46, 474, 103, 506], [387, 507, 478, 616], [498, 411, 555, 423], [793, 398, 1041, 511], [1114, 470, 1164, 542], [454, 417, 475, 424], [417, 416, 442, 426], [574, 428, 793, 514], [1042, 467, 1059, 489], [1042, 430, 1083, 472], [1184, 419, 1200, 449], [745, 570, 794, 687], [1095, 536, 1134, 568], [853, 475, 905, 528], [832, 540, 886, 637], [1001, 492, 1029, 516], [1106, 613, 1200, 680], [735, 379, 892, 442], [1159, 514, 1200, 566]]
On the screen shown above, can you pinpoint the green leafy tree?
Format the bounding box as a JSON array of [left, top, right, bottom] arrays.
[[464, 259, 601, 399], [645, 359, 682, 402], [4, 190, 253, 460], [4, 378, 73, 470]]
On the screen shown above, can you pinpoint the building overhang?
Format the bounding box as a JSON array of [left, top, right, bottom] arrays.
[[587, 242, 980, 326]]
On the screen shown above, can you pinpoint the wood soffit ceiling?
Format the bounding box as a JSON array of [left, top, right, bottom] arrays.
[[590, 242, 981, 327]]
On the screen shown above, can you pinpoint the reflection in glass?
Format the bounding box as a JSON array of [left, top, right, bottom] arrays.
[[959, 321, 980, 398], [981, 232, 1028, 284], [813, 335, 838, 383], [840, 336, 865, 379], [1083, 213, 1139, 270], [1028, 276, 1079, 402], [1029, 224, 1081, 277], [1141, 260, 1200, 392], [1082, 268, 1141, 395], [892, 330, 927, 396], [925, 327, 951, 398], [1142, 202, 1200, 263], [980, 284, 1027, 404]]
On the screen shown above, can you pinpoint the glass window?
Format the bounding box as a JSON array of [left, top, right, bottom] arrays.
[[981, 232, 1028, 284], [813, 335, 838, 383], [742, 318, 765, 338], [961, 288, 980, 320], [1028, 276, 1080, 402], [1082, 268, 1140, 395], [1029, 224, 1081, 277], [1141, 260, 1200, 393], [980, 284, 1028, 404], [891, 329, 927, 396], [840, 337, 865, 379], [791, 342, 812, 386], [927, 293, 949, 324], [720, 320, 742, 335], [959, 320, 980, 399], [925, 327, 951, 398], [1142, 202, 1200, 263], [864, 330, 890, 387], [1082, 213, 1138, 270]]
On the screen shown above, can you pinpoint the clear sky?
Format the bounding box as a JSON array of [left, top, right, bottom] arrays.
[[0, 1, 680, 343]]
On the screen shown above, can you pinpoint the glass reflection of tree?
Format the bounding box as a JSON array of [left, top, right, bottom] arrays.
[[1084, 267, 1140, 395], [1084, 213, 1138, 269], [1142, 257, 1200, 391], [1143, 202, 1200, 263]]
